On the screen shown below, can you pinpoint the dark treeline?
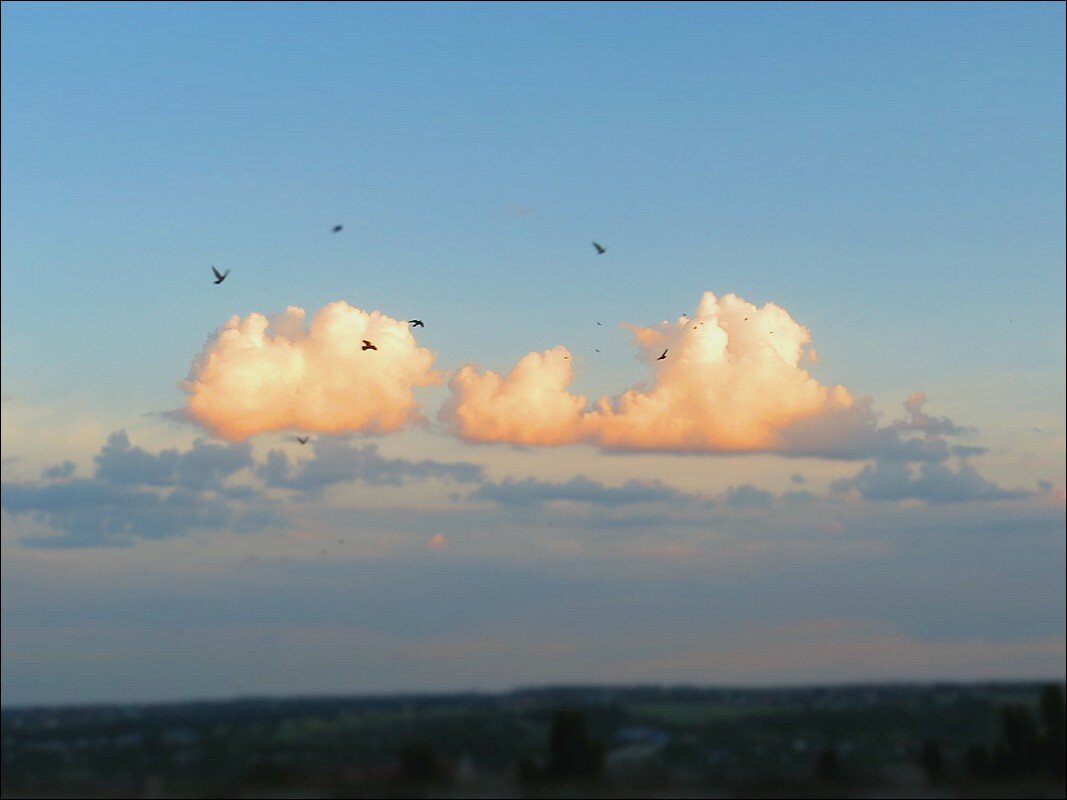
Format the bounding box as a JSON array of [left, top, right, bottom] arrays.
[[964, 683, 1066, 781], [3, 681, 1064, 798]]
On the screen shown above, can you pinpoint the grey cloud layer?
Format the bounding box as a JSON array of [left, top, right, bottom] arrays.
[[1, 479, 262, 548], [3, 433, 273, 548], [2, 433, 482, 548], [94, 431, 253, 490], [256, 440, 484, 493], [1, 423, 1038, 548], [470, 476, 702, 508], [775, 396, 981, 461], [832, 460, 1032, 504]]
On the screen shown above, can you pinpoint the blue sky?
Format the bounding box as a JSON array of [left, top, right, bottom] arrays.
[[1, 2, 1064, 705]]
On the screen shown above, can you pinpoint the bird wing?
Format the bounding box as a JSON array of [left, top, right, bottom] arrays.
[[212, 266, 223, 280], [362, 340, 371, 346]]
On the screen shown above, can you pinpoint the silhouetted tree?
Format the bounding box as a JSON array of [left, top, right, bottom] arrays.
[[815, 746, 841, 782], [399, 743, 442, 785], [998, 704, 1040, 775], [516, 755, 542, 786], [918, 738, 944, 782], [967, 685, 1067, 781], [966, 744, 991, 779], [545, 709, 604, 783], [1039, 684, 1066, 778]]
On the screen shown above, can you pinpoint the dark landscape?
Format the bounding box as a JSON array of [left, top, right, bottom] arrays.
[[3, 681, 1064, 798]]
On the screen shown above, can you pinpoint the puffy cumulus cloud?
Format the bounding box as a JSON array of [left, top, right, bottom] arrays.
[[440, 346, 587, 446], [183, 302, 442, 441], [588, 292, 843, 452], [832, 460, 1032, 504], [442, 292, 964, 459]]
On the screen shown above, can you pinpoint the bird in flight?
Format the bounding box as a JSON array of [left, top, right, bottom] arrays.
[[362, 340, 377, 351], [296, 436, 310, 445], [332, 224, 344, 233], [212, 266, 230, 285], [592, 241, 607, 255], [596, 321, 603, 326], [657, 349, 668, 360], [409, 319, 424, 328]]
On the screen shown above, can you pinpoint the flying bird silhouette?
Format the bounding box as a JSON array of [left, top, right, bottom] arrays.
[[592, 241, 607, 255], [409, 319, 424, 328], [596, 321, 603, 326], [296, 436, 309, 445], [657, 349, 668, 361], [211, 266, 230, 285], [332, 224, 344, 233], [362, 340, 377, 351]]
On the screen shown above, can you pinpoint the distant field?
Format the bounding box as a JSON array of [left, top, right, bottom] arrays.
[[627, 700, 799, 725]]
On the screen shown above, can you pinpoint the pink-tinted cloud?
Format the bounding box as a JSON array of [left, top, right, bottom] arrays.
[[441, 292, 911, 456], [440, 346, 587, 446], [183, 303, 442, 441], [586, 292, 855, 451]]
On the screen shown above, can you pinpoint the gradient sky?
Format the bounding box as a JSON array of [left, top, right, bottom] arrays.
[[2, 1, 1064, 706]]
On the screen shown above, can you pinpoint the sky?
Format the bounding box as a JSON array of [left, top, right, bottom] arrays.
[[1, 1, 1064, 706]]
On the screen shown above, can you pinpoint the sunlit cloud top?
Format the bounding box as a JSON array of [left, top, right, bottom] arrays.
[[443, 291, 967, 459], [183, 302, 442, 441]]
